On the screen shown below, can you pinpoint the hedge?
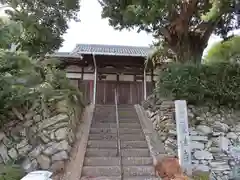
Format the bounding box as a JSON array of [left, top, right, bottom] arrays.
[[155, 62, 240, 108], [0, 164, 25, 180]]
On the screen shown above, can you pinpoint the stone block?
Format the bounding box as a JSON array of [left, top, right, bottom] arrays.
[[37, 155, 51, 169], [52, 151, 68, 161]]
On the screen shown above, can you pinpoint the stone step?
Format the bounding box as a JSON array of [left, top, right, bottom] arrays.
[[118, 114, 137, 116], [91, 123, 117, 128], [92, 119, 139, 123], [90, 128, 117, 134], [90, 128, 142, 134], [81, 176, 121, 180], [123, 166, 155, 176], [91, 123, 141, 128], [123, 176, 158, 180], [88, 133, 117, 140], [85, 148, 149, 157], [83, 157, 152, 166], [121, 141, 148, 149], [84, 157, 120, 166], [122, 148, 150, 157], [87, 140, 148, 149], [81, 166, 121, 176], [85, 148, 118, 157], [118, 116, 138, 119], [120, 134, 145, 141], [119, 113, 137, 115], [122, 157, 153, 166], [119, 118, 139, 121], [87, 140, 117, 148], [118, 110, 136, 112], [120, 123, 141, 128], [119, 129, 143, 134]]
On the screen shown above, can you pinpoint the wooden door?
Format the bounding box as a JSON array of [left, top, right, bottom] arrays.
[[69, 79, 93, 105], [118, 81, 143, 104], [96, 81, 105, 104], [131, 82, 143, 104], [79, 80, 92, 105], [118, 82, 131, 104], [105, 81, 116, 104], [96, 81, 116, 104], [96, 80, 144, 105]]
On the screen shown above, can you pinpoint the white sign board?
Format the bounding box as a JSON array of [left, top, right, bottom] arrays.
[[21, 171, 53, 180], [230, 146, 240, 178], [175, 100, 192, 175]]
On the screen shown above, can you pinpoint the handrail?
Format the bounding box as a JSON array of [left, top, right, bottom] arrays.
[[114, 88, 123, 180], [114, 88, 120, 156]]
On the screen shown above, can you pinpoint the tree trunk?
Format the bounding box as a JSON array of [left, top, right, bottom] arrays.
[[166, 32, 208, 64]]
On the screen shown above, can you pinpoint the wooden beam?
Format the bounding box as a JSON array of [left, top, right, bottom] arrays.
[[97, 67, 143, 74], [81, 67, 84, 80]]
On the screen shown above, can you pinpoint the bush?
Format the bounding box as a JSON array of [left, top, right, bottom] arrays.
[[0, 50, 84, 128], [0, 164, 25, 180], [204, 36, 240, 65], [192, 171, 210, 180], [155, 62, 240, 108]]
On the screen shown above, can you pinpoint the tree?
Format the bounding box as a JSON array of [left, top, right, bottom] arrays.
[[0, 0, 80, 57], [0, 17, 22, 50], [99, 0, 239, 63], [204, 35, 240, 64]]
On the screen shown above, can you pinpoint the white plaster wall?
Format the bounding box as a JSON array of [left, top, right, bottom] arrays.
[[66, 72, 157, 82], [105, 74, 117, 81], [84, 66, 94, 73], [146, 75, 158, 82], [66, 65, 82, 72], [66, 65, 94, 73], [119, 75, 134, 81], [146, 75, 151, 82], [153, 75, 158, 81], [83, 74, 94, 80], [66, 73, 82, 79]]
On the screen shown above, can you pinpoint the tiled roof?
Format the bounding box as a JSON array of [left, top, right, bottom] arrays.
[[47, 52, 83, 58], [71, 44, 152, 57]]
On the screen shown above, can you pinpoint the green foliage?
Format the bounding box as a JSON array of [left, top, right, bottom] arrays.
[[204, 36, 240, 64], [0, 0, 80, 56], [0, 164, 25, 180], [99, 0, 236, 36], [99, 0, 237, 63], [0, 18, 22, 50], [193, 172, 210, 180], [0, 50, 84, 128], [192, 171, 210, 180], [156, 62, 240, 108]]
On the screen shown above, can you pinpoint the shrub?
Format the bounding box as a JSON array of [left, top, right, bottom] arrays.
[[0, 164, 25, 180], [192, 171, 210, 180], [0, 50, 84, 128], [204, 36, 240, 65], [155, 62, 240, 108]]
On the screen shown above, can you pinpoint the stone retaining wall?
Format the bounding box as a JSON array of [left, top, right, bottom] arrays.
[[0, 110, 81, 173], [142, 95, 240, 180]]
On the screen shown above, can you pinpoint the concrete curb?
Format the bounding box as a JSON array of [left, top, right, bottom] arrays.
[[61, 104, 95, 180], [134, 104, 166, 158]]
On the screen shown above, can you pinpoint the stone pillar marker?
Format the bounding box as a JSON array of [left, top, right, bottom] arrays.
[[174, 100, 192, 176]]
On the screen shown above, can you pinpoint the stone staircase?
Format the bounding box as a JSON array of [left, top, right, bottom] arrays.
[[80, 105, 158, 180]]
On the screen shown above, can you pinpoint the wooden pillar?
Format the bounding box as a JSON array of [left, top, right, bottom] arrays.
[[143, 68, 147, 100], [93, 54, 97, 105], [81, 67, 84, 80], [151, 68, 154, 92]]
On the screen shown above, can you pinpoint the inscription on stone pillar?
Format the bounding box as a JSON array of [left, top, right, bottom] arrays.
[[174, 100, 192, 176]]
